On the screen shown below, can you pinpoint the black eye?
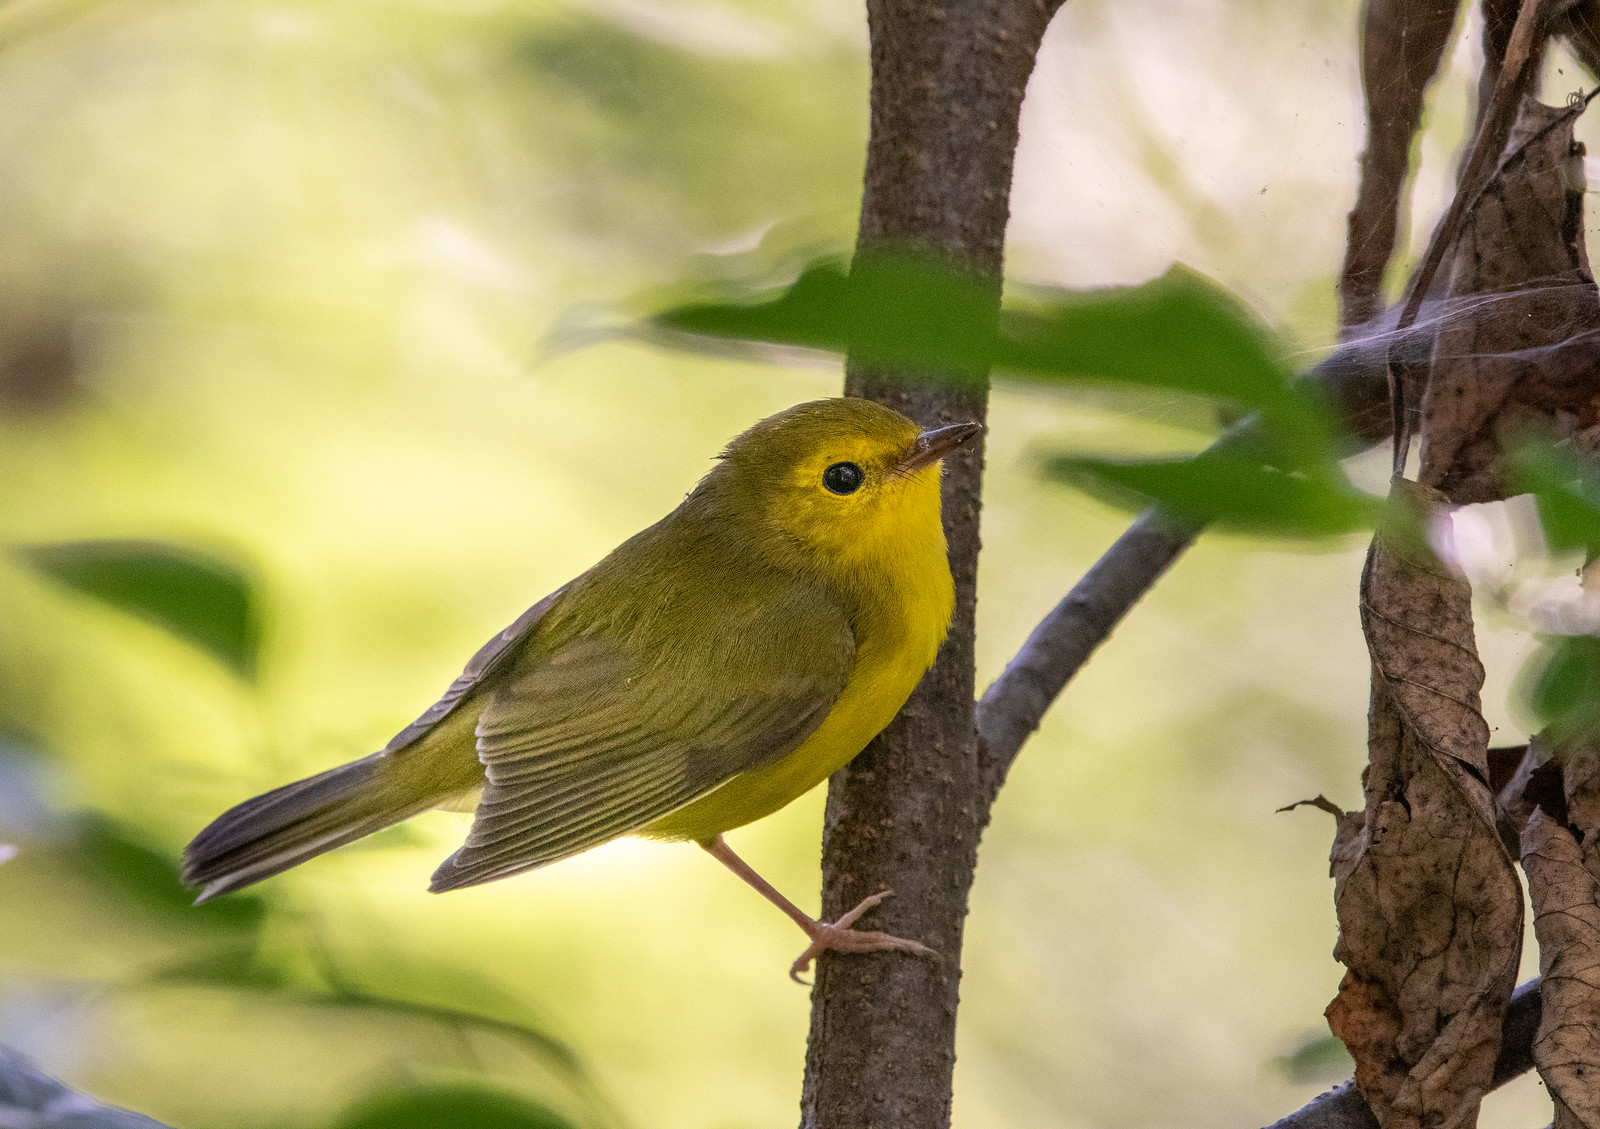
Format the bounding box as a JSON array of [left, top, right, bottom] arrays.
[[822, 462, 864, 495]]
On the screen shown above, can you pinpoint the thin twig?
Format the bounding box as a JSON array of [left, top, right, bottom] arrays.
[[1261, 1081, 1377, 1129], [972, 309, 1434, 790], [975, 506, 1195, 796]]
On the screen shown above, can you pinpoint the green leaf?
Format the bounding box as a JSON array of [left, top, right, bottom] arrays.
[[74, 816, 266, 931], [1522, 634, 1600, 741], [1508, 442, 1600, 564], [15, 539, 261, 679], [1045, 451, 1377, 537], [333, 1084, 578, 1129], [648, 254, 1335, 470], [1001, 267, 1333, 468], [141, 946, 288, 992], [999, 267, 1284, 403], [655, 253, 997, 376], [140, 956, 611, 1125], [1272, 1032, 1355, 1085], [319, 990, 605, 1122]]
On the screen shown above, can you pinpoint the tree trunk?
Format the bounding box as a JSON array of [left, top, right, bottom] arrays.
[[799, 0, 1063, 1125]]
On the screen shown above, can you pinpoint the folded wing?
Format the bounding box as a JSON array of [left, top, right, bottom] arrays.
[[429, 603, 853, 891]]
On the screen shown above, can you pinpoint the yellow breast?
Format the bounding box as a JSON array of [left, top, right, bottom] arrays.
[[640, 468, 954, 843]]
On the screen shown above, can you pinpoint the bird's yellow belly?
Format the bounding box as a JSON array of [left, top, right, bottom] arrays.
[[640, 585, 949, 844]]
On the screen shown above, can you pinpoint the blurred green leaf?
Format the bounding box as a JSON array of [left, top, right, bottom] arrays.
[[1521, 634, 1600, 742], [649, 255, 1337, 470], [0, 1044, 173, 1128], [1271, 1032, 1354, 1085], [1045, 451, 1377, 537], [1504, 442, 1600, 744], [998, 267, 1287, 406], [512, 18, 865, 254], [655, 254, 997, 376], [283, 950, 615, 1129], [131, 954, 614, 1127], [318, 959, 562, 1051], [314, 986, 600, 1114], [1509, 442, 1600, 564], [15, 540, 261, 679], [73, 816, 266, 931], [140, 946, 287, 992], [332, 1083, 577, 1129], [1002, 268, 1335, 471]]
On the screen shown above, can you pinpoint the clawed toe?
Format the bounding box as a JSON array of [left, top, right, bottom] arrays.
[[788, 889, 940, 984]]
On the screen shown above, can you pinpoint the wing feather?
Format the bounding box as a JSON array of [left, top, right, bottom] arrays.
[[429, 600, 852, 893]]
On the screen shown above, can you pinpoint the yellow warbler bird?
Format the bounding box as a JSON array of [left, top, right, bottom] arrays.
[[183, 397, 980, 980]]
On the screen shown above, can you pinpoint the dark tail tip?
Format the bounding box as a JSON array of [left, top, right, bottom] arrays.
[[183, 754, 405, 898]]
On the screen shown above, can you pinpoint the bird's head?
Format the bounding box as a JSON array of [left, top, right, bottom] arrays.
[[700, 398, 982, 576]]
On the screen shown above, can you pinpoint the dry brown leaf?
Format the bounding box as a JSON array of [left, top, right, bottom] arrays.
[[1473, 0, 1542, 144], [1523, 766, 1600, 1129], [1340, 0, 1462, 329], [1562, 743, 1600, 837], [1362, 482, 1493, 783], [1420, 97, 1600, 503], [1327, 478, 1524, 1129], [1557, 0, 1600, 88]]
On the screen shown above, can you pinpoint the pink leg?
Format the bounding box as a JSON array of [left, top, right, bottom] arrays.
[[700, 834, 938, 984]]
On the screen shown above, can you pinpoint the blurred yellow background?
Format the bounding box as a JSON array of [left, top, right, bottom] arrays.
[[0, 0, 1583, 1125]]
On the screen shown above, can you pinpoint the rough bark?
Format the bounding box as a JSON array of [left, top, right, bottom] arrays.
[[799, 0, 1062, 1124]]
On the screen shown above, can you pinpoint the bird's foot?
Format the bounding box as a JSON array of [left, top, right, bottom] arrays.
[[789, 890, 938, 984]]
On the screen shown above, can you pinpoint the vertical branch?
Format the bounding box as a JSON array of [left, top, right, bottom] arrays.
[[799, 0, 1062, 1125]]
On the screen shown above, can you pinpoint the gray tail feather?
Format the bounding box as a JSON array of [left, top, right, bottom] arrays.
[[182, 753, 429, 903]]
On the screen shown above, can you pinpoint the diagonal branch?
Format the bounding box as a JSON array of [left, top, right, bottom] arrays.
[[973, 306, 1439, 794], [975, 505, 1194, 799], [973, 278, 1596, 795]]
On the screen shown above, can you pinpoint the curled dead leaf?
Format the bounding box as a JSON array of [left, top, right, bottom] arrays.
[[1523, 802, 1600, 1127], [1420, 97, 1600, 503], [1511, 738, 1600, 1128], [1328, 479, 1524, 1129], [1340, 0, 1461, 329]]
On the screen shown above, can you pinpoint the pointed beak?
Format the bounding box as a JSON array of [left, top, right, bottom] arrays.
[[894, 421, 983, 476]]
